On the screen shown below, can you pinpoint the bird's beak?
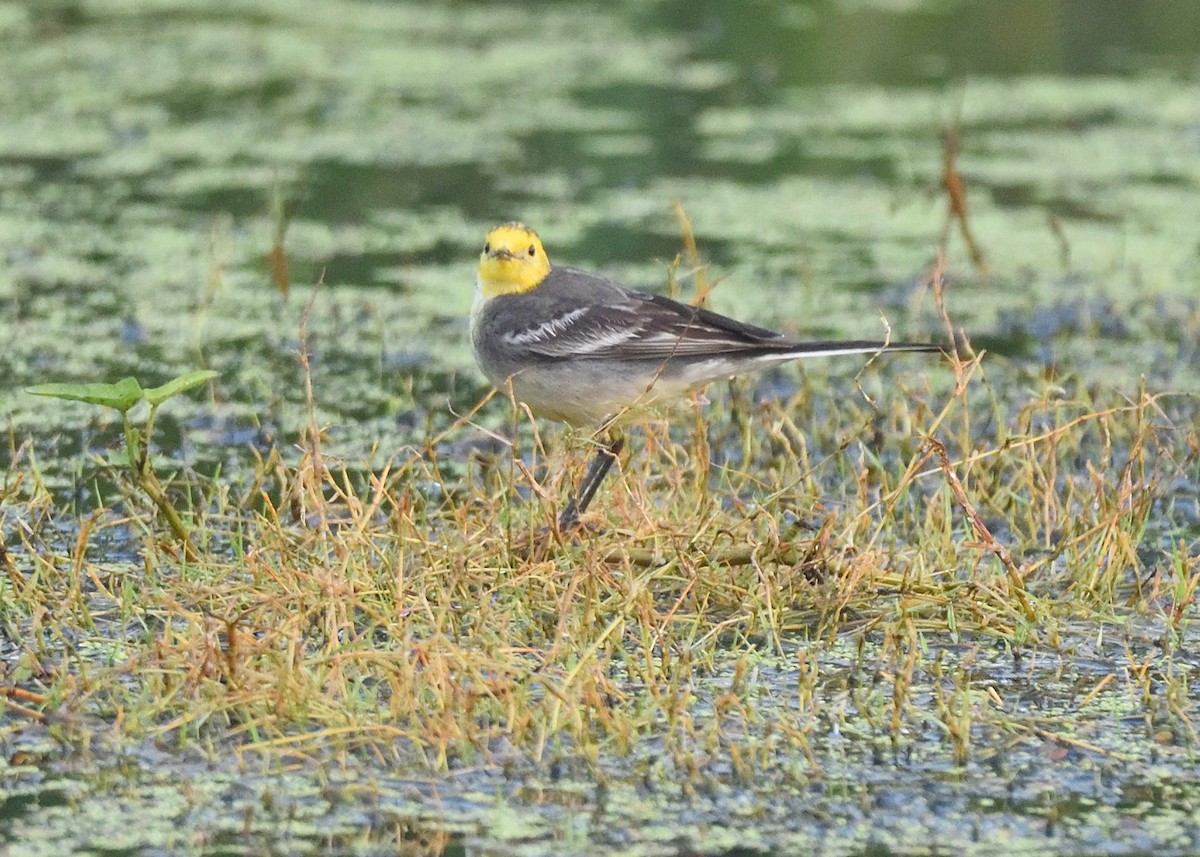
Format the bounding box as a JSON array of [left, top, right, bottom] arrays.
[[489, 248, 517, 261]]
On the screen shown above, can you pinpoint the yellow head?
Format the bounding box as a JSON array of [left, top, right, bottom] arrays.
[[477, 222, 551, 298]]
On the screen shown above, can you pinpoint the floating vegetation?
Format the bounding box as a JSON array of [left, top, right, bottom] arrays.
[[2, 1, 1199, 855]]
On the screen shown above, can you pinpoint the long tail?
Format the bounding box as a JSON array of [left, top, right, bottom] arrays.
[[776, 340, 945, 359], [673, 338, 944, 390]]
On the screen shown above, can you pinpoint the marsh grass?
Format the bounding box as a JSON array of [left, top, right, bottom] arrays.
[[2, 257, 1197, 780]]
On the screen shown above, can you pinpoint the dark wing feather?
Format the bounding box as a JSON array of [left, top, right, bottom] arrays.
[[495, 267, 939, 362], [499, 300, 648, 358], [501, 275, 791, 361]]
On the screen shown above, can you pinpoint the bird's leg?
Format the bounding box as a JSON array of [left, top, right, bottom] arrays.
[[557, 432, 625, 532]]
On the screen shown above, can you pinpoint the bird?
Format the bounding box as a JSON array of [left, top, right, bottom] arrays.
[[469, 221, 941, 531]]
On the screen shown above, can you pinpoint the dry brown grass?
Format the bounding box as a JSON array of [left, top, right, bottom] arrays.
[[2, 233, 1197, 778]]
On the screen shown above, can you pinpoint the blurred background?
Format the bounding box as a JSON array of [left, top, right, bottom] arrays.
[[1, 0, 1197, 464]]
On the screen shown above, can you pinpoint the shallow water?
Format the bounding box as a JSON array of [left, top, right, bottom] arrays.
[[5, 631, 1199, 856], [2, 1, 1199, 854]]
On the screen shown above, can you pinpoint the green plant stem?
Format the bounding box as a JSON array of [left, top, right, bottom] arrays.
[[123, 408, 197, 562], [121, 411, 142, 471], [136, 469, 198, 563]]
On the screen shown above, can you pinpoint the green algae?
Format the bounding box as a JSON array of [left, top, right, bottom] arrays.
[[2, 0, 1200, 855], [3, 635, 1199, 856]]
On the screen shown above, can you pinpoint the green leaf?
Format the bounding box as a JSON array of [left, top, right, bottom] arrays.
[[27, 377, 145, 412], [143, 370, 220, 406]]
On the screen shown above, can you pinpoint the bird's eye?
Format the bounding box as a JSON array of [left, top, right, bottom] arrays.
[[483, 242, 491, 253], [527, 245, 536, 256]]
